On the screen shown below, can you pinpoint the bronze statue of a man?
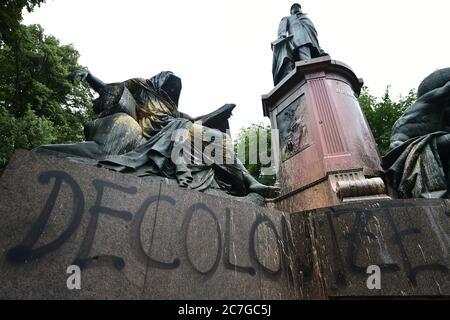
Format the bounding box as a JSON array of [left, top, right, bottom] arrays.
[[272, 3, 327, 85]]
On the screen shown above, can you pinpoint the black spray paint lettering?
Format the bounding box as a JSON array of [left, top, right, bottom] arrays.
[[133, 194, 181, 270], [330, 207, 400, 275], [182, 203, 222, 277], [7, 171, 84, 264], [223, 208, 256, 276], [383, 208, 449, 286], [6, 170, 289, 280], [249, 213, 283, 280], [73, 179, 136, 270], [326, 203, 449, 288]]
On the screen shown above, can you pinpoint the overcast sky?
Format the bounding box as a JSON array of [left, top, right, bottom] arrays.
[[23, 0, 450, 136]]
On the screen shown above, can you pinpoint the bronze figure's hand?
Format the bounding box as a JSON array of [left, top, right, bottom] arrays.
[[68, 69, 89, 83]]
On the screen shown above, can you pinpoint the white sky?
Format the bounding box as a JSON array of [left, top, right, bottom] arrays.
[[23, 0, 450, 136]]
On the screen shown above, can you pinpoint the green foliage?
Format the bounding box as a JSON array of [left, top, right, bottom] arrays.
[[0, 23, 93, 169], [0, 107, 56, 167], [0, 24, 93, 117], [0, 0, 46, 46], [234, 123, 276, 186], [359, 86, 416, 155]]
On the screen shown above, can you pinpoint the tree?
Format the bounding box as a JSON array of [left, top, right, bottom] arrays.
[[0, 0, 46, 46], [0, 23, 93, 169], [359, 86, 416, 155], [233, 123, 276, 186], [1, 1, 47, 115]]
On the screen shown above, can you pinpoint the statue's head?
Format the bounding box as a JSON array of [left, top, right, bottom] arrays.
[[161, 73, 182, 105], [290, 3, 302, 15], [149, 71, 182, 106], [417, 68, 450, 99]]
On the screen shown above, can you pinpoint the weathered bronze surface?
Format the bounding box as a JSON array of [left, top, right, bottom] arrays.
[[383, 68, 450, 199], [35, 70, 279, 200], [272, 3, 328, 85]]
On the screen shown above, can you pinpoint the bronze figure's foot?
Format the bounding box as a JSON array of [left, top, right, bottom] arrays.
[[248, 183, 280, 198], [177, 171, 193, 188]]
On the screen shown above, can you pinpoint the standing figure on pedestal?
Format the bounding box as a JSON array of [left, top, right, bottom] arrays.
[[272, 3, 328, 85]]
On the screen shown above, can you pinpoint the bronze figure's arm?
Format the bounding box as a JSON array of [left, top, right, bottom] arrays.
[[277, 17, 288, 39], [69, 69, 107, 93], [178, 111, 197, 122]]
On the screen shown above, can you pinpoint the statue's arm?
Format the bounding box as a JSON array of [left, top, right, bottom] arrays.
[[277, 17, 288, 38], [178, 111, 197, 122], [69, 69, 107, 93], [85, 72, 107, 93]]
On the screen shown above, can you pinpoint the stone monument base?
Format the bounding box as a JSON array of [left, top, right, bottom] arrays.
[[0, 151, 448, 299], [262, 56, 388, 213]]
